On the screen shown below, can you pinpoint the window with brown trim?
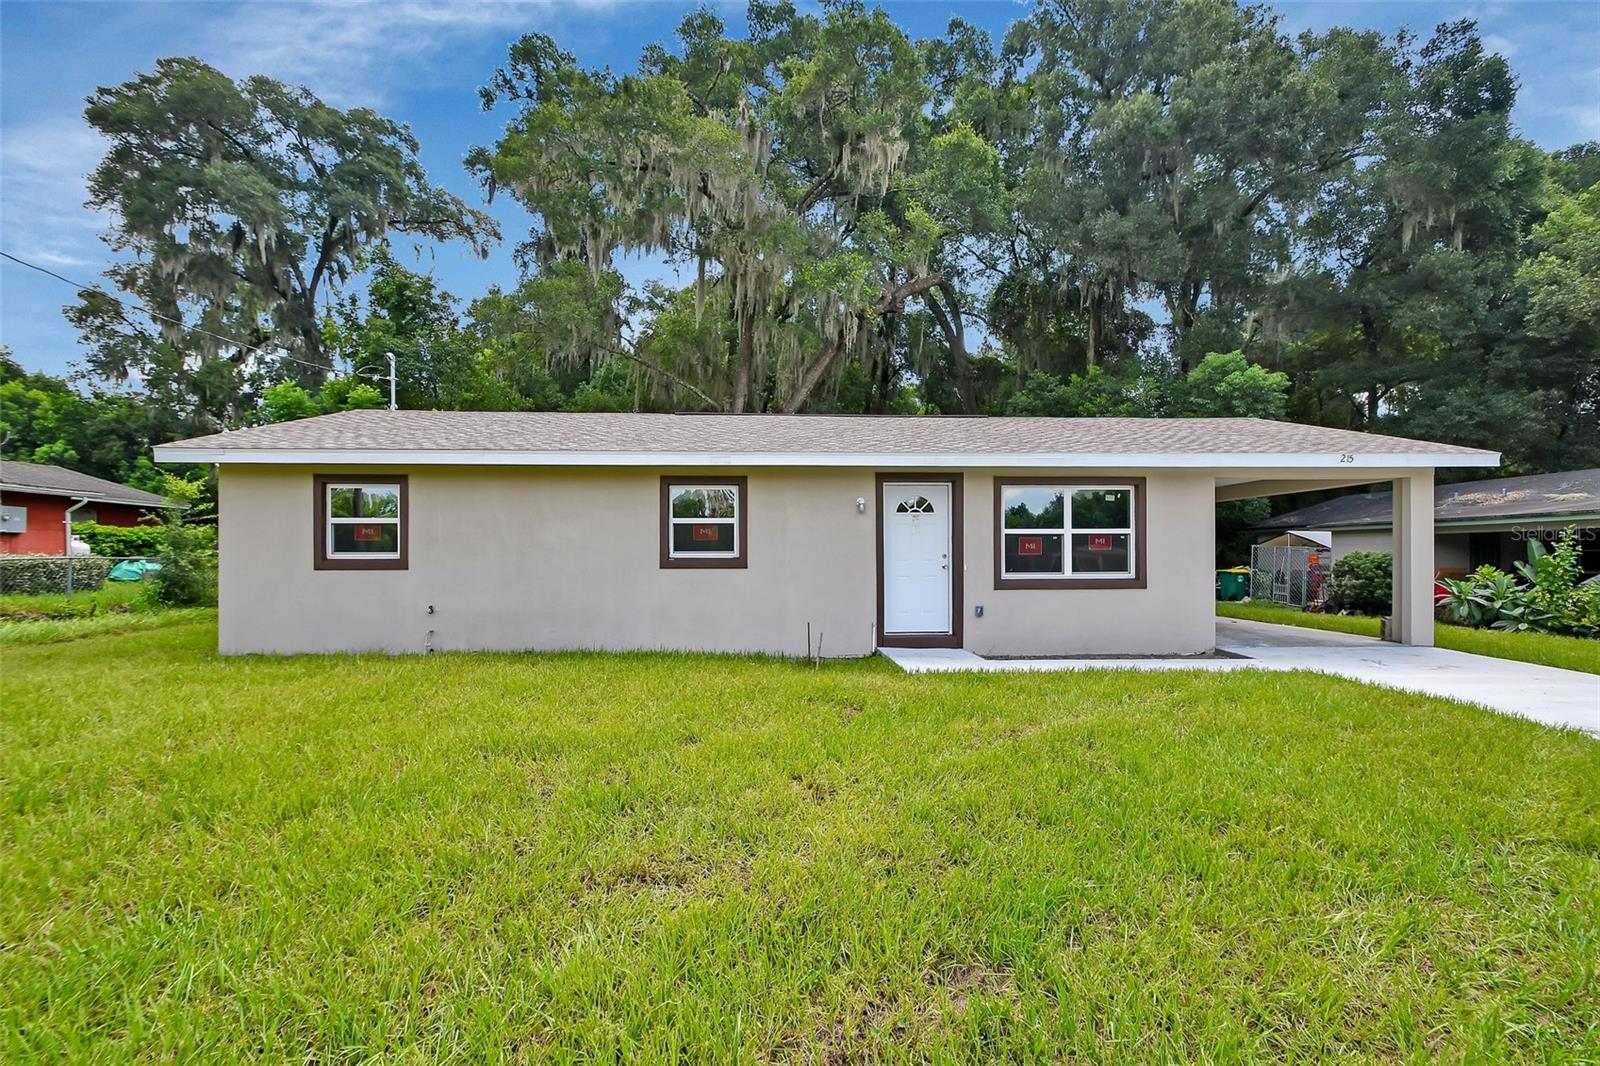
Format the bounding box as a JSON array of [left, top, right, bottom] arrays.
[[660, 476, 747, 569], [314, 474, 408, 571], [993, 477, 1146, 590]]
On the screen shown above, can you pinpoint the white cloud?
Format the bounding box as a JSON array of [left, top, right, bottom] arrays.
[[1480, 32, 1518, 59], [0, 1, 601, 284], [196, 0, 608, 106], [0, 122, 111, 272], [1552, 102, 1600, 139]]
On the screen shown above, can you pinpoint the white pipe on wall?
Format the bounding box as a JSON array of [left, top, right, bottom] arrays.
[[63, 496, 92, 555]]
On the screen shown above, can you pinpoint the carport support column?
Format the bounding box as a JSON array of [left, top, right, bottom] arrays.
[[1390, 472, 1434, 646]]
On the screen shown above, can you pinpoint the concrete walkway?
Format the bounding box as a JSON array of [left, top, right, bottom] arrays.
[[880, 618, 1600, 736]]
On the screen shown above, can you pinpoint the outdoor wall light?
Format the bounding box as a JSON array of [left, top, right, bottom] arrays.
[[855, 497, 867, 513]]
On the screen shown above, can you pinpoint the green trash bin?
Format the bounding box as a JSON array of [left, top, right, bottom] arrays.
[[1216, 567, 1249, 601]]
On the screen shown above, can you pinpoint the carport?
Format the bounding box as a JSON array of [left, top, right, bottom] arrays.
[[1217, 469, 1450, 645]]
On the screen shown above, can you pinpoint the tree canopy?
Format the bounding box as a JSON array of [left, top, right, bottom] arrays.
[[466, 2, 991, 413], [69, 57, 497, 424]]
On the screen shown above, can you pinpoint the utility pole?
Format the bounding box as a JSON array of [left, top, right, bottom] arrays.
[[385, 351, 397, 411]]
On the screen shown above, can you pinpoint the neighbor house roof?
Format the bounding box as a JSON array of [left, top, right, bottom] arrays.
[[1254, 468, 1600, 531], [154, 411, 1500, 470], [0, 459, 169, 508]]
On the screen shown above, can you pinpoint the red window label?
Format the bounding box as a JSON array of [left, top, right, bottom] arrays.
[[1017, 535, 1044, 556], [1087, 534, 1113, 551], [353, 524, 383, 542], [692, 524, 720, 541]]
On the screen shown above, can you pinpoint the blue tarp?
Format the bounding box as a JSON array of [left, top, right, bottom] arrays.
[[108, 559, 160, 582]]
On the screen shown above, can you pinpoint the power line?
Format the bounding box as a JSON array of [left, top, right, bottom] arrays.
[[1, 249, 337, 375]]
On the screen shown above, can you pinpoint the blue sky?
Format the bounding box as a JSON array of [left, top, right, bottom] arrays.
[[2, 0, 1597, 379]]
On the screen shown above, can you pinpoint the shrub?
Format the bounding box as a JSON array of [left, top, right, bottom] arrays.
[[1433, 531, 1600, 638], [1437, 567, 1518, 628], [1515, 531, 1599, 637], [1435, 566, 1557, 634], [144, 517, 216, 608], [0, 555, 113, 595], [1327, 550, 1392, 615], [1516, 531, 1582, 595], [73, 521, 166, 557], [1567, 586, 1600, 637]]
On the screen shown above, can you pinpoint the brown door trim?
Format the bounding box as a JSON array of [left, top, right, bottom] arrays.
[[875, 473, 963, 649]]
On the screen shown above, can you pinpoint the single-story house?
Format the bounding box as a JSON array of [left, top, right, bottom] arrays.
[[154, 411, 1498, 657], [0, 459, 169, 555], [1252, 468, 1600, 578]]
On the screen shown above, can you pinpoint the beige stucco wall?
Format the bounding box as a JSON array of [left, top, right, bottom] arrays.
[[220, 465, 879, 656], [217, 464, 1218, 657], [1330, 529, 1393, 561], [1330, 529, 1471, 572]]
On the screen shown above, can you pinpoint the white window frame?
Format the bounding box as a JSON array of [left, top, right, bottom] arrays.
[[325, 481, 403, 560], [1000, 482, 1137, 580], [667, 482, 741, 561]]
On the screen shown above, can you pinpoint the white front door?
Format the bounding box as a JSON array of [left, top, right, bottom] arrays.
[[882, 481, 953, 636]]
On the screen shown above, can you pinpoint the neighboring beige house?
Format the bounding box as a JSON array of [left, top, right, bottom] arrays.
[[1253, 468, 1600, 578], [154, 411, 1498, 657]]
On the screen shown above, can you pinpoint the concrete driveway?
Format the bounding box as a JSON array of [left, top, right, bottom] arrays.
[[880, 618, 1600, 736]]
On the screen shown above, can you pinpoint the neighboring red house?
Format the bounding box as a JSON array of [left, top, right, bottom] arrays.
[[0, 460, 169, 555]]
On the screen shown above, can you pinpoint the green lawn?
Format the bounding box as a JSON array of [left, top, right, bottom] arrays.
[[0, 606, 216, 645], [1217, 600, 1600, 675], [0, 581, 148, 621], [3, 623, 1597, 1062], [0, 585, 213, 646]]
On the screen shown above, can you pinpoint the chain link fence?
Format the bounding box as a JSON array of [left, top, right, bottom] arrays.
[[0, 555, 165, 596], [1249, 543, 1331, 609]]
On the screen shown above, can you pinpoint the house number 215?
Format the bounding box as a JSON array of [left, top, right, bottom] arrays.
[[1338, 453, 1355, 463]]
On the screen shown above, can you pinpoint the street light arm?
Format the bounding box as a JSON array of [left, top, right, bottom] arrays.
[[345, 354, 398, 411]]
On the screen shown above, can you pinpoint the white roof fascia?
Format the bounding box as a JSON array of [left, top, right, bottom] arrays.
[[153, 446, 1502, 469]]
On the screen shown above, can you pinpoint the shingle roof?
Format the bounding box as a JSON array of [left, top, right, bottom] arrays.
[[1254, 468, 1600, 530], [0, 459, 170, 508], [155, 410, 1499, 466]]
